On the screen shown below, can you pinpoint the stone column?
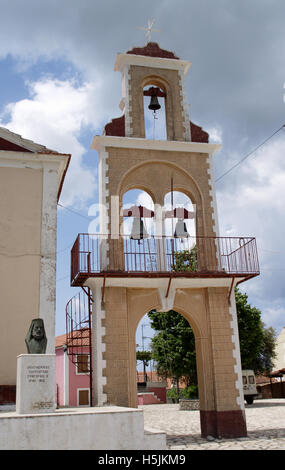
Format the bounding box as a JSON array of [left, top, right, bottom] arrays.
[[200, 287, 247, 438], [103, 287, 131, 407]]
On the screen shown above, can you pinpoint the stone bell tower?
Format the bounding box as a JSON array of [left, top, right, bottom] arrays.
[[70, 42, 259, 438]]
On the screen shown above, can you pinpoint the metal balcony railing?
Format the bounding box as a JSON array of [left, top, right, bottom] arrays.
[[70, 234, 259, 286]]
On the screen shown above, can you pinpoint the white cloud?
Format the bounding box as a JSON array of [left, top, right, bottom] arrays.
[[207, 125, 223, 144], [262, 306, 285, 332], [0, 77, 109, 208], [217, 134, 285, 331], [217, 135, 285, 235]]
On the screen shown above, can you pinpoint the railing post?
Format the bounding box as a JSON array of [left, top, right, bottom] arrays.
[[87, 252, 91, 274]]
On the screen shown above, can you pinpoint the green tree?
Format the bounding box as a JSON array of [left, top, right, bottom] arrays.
[[136, 350, 152, 382], [148, 288, 277, 395], [171, 245, 198, 272], [235, 288, 276, 374], [235, 288, 264, 370], [148, 310, 197, 395], [255, 325, 277, 374]]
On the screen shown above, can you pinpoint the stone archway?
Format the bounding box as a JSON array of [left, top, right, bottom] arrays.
[[126, 287, 210, 424]]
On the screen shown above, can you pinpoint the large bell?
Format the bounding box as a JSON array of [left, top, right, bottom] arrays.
[[130, 217, 148, 244], [148, 94, 161, 112], [174, 218, 190, 239]]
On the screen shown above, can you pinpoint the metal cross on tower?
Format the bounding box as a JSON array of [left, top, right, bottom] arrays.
[[137, 19, 161, 42]]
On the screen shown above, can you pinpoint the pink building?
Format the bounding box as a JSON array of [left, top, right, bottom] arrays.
[[56, 329, 166, 407], [55, 333, 91, 407]]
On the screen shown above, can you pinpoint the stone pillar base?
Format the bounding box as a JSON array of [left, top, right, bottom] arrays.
[[200, 409, 247, 438], [16, 354, 56, 414]]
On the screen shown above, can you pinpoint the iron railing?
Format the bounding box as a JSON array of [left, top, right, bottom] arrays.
[[70, 234, 259, 285], [66, 288, 93, 405]]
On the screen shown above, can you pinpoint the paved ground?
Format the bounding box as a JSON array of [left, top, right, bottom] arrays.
[[140, 399, 285, 450]]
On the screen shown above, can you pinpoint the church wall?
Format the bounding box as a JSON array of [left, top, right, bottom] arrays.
[[0, 167, 42, 386]]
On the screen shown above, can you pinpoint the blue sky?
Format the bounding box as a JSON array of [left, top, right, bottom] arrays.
[[0, 1, 285, 344]]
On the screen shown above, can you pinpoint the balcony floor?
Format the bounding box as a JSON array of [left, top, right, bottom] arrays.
[[71, 269, 259, 288]]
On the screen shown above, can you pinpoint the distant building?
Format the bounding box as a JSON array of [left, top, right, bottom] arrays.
[[273, 327, 285, 371], [55, 333, 91, 407], [56, 334, 167, 407]]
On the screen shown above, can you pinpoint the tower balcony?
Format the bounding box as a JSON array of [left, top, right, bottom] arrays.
[[70, 234, 259, 287]]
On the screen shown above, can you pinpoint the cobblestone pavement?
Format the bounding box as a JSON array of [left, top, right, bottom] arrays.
[[140, 399, 285, 450]]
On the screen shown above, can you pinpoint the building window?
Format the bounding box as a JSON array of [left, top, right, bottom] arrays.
[[76, 354, 90, 374], [78, 388, 90, 406]]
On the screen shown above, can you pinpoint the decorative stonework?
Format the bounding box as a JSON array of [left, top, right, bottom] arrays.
[[103, 116, 211, 144], [123, 65, 133, 137], [126, 42, 180, 60], [190, 121, 209, 143], [206, 154, 220, 237], [98, 148, 110, 270], [92, 287, 107, 406], [178, 70, 191, 141], [104, 115, 125, 137], [229, 288, 245, 410], [179, 399, 200, 410], [103, 115, 209, 144]]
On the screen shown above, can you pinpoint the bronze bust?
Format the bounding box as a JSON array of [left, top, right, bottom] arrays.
[[25, 318, 47, 354]]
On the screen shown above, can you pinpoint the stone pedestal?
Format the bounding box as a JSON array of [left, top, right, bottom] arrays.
[[16, 354, 56, 414]]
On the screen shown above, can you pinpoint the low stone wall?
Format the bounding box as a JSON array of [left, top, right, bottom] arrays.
[[0, 406, 166, 450], [179, 399, 200, 410], [257, 382, 285, 399]]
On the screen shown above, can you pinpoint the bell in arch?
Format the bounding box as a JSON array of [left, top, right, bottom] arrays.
[[148, 93, 161, 112], [174, 218, 190, 240], [130, 217, 148, 244]]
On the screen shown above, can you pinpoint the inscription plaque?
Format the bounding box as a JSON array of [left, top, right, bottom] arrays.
[[16, 354, 56, 414]]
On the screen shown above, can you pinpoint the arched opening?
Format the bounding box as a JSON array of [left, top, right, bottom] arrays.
[[164, 190, 197, 272], [135, 308, 198, 407], [164, 190, 196, 237], [122, 188, 155, 237], [143, 84, 167, 140], [122, 189, 156, 272]]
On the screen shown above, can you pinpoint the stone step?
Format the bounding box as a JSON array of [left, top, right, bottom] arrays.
[[138, 392, 162, 405]]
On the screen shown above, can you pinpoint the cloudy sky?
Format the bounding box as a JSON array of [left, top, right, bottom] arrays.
[[0, 0, 284, 339]]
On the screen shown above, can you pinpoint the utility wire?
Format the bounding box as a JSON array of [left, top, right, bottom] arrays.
[[57, 202, 91, 220], [215, 124, 285, 184], [58, 126, 285, 216]]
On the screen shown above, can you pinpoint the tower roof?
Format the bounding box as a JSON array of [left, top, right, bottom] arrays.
[[126, 42, 180, 60]]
